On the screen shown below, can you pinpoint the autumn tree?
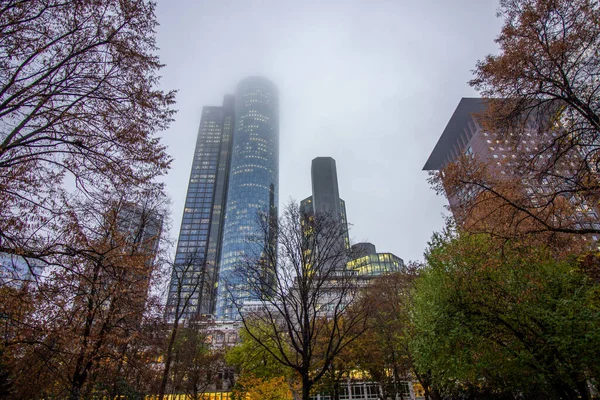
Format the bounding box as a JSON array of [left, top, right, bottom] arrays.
[[227, 325, 299, 399], [168, 322, 226, 400], [158, 251, 208, 400], [347, 271, 417, 400], [0, 2, 174, 393], [411, 228, 600, 399], [1, 188, 168, 400], [233, 374, 293, 400], [440, 0, 600, 240], [226, 202, 369, 400], [0, 0, 174, 261]]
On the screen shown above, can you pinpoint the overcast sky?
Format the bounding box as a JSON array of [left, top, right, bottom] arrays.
[[155, 0, 503, 263]]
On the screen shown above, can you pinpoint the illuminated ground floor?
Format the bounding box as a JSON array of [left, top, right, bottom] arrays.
[[311, 381, 424, 400]]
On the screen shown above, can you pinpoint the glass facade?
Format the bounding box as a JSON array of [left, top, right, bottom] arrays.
[[216, 77, 279, 320], [300, 157, 350, 266], [166, 96, 234, 321], [347, 252, 405, 277]]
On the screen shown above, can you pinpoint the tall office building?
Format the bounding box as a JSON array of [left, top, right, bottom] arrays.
[[301, 157, 350, 251], [117, 203, 164, 257], [423, 98, 486, 211], [166, 96, 235, 321], [423, 98, 600, 239], [215, 77, 279, 320]]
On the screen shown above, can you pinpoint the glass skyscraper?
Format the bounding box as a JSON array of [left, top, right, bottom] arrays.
[[215, 77, 279, 320], [301, 157, 350, 253], [166, 96, 235, 321]]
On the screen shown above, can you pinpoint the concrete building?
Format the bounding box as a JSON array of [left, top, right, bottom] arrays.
[[117, 202, 163, 258]]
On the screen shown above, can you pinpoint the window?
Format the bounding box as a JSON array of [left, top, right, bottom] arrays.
[[351, 385, 365, 397]]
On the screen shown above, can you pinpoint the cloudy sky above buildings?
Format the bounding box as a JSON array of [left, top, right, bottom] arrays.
[[155, 0, 503, 263]]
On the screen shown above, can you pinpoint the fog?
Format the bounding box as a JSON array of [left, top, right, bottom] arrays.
[[155, 0, 503, 262]]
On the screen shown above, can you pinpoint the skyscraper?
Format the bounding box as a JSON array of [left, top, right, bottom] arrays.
[[423, 97, 600, 240], [423, 98, 486, 211], [166, 96, 235, 321], [301, 157, 350, 251], [215, 77, 279, 320]]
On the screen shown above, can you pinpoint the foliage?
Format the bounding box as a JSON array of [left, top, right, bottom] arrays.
[[1, 193, 167, 400], [347, 271, 417, 400], [0, 348, 12, 398], [170, 324, 225, 400], [438, 0, 600, 240], [411, 229, 600, 399], [226, 326, 291, 381], [0, 2, 174, 396], [233, 374, 293, 400]]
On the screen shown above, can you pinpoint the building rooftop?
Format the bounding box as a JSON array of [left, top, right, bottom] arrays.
[[423, 97, 486, 171]]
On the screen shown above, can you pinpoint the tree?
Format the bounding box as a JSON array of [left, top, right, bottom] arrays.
[[227, 326, 299, 399], [226, 326, 293, 380], [0, 3, 174, 396], [169, 323, 225, 400], [2, 189, 168, 400], [233, 374, 293, 400], [349, 271, 417, 400], [0, 0, 174, 260], [411, 228, 600, 399], [441, 0, 600, 239], [226, 202, 370, 400], [158, 252, 206, 400]]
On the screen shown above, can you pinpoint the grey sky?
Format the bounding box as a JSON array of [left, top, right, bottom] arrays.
[[155, 0, 503, 263]]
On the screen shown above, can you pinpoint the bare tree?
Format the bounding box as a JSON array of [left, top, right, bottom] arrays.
[[0, 0, 175, 260], [227, 202, 369, 400]]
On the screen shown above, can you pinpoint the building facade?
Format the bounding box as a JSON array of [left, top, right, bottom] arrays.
[[347, 242, 405, 277], [0, 253, 45, 289], [301, 157, 350, 261], [117, 202, 164, 257], [216, 77, 279, 320], [423, 97, 600, 241], [167, 96, 235, 321]]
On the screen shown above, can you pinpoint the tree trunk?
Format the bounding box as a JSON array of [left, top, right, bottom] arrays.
[[302, 373, 312, 400], [158, 320, 179, 400], [332, 380, 340, 400], [576, 379, 590, 400], [69, 384, 82, 400]]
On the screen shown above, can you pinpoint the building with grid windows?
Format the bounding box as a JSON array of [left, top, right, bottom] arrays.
[[215, 77, 279, 320], [166, 95, 235, 321], [423, 97, 600, 241]]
